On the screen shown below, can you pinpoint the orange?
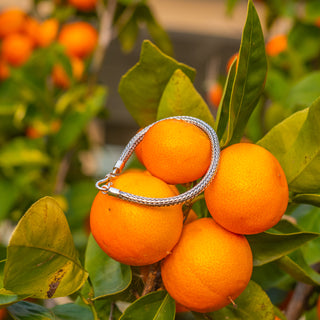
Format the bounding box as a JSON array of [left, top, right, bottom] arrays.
[[0, 308, 6, 319], [58, 21, 98, 58], [52, 56, 84, 88], [0, 59, 10, 80], [266, 34, 287, 57], [0, 8, 26, 38], [141, 119, 211, 184], [36, 18, 59, 47], [1, 33, 33, 66], [226, 52, 238, 73], [68, 0, 97, 11], [23, 16, 40, 47], [204, 143, 289, 235], [161, 218, 253, 313], [207, 82, 223, 109], [90, 169, 183, 266]]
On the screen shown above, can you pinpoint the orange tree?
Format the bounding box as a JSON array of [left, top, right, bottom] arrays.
[[1, 0, 320, 319]]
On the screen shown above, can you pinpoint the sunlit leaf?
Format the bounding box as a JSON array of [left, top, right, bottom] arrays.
[[276, 249, 320, 286], [52, 86, 107, 152], [0, 138, 49, 167], [119, 290, 175, 320], [85, 234, 132, 299], [259, 97, 320, 193], [247, 230, 319, 266], [206, 281, 274, 319], [220, 0, 267, 146], [157, 69, 214, 127], [7, 301, 54, 320], [119, 40, 196, 127], [3, 197, 88, 299]]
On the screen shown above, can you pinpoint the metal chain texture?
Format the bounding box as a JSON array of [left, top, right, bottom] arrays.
[[96, 116, 220, 207]]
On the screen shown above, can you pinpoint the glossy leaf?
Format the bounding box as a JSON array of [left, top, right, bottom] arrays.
[[276, 249, 320, 286], [206, 281, 274, 319], [52, 303, 94, 320], [259, 97, 320, 193], [215, 58, 237, 140], [247, 230, 319, 266], [157, 69, 214, 127], [0, 138, 49, 167], [119, 290, 175, 320], [220, 0, 267, 146], [118, 40, 196, 127], [3, 197, 88, 299], [7, 301, 54, 320], [85, 234, 132, 299], [292, 194, 320, 207]]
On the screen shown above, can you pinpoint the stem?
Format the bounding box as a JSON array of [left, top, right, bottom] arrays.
[[141, 262, 161, 296], [285, 262, 320, 320]]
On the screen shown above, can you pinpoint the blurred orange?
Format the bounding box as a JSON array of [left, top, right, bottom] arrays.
[[68, 0, 97, 11], [58, 21, 98, 58], [226, 52, 238, 73], [0, 8, 26, 38], [52, 56, 84, 88], [207, 82, 223, 109], [266, 35, 287, 57], [0, 59, 10, 80], [36, 18, 59, 47], [1, 33, 33, 66], [23, 16, 40, 47]]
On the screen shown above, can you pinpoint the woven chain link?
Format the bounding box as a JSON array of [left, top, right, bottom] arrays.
[[95, 116, 220, 207]]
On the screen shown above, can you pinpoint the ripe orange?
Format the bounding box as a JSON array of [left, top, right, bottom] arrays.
[[161, 218, 253, 313], [0, 308, 7, 319], [68, 0, 97, 11], [0, 59, 10, 80], [207, 82, 223, 109], [226, 52, 238, 73], [58, 21, 98, 58], [0, 8, 26, 38], [1, 33, 33, 66], [140, 119, 211, 184], [52, 56, 84, 88], [90, 169, 183, 266], [23, 16, 40, 47], [36, 18, 59, 47], [204, 143, 289, 235], [266, 34, 287, 57]]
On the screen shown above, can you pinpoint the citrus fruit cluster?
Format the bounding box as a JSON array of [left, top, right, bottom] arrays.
[[90, 118, 289, 313], [0, 6, 98, 87]]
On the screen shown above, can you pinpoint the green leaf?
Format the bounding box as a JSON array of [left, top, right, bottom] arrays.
[[0, 138, 49, 167], [247, 230, 319, 266], [207, 281, 274, 319], [119, 290, 175, 320], [156, 69, 214, 127], [0, 179, 19, 220], [136, 4, 173, 57], [0, 288, 29, 308], [118, 40, 196, 127], [259, 97, 320, 193], [85, 234, 132, 299], [292, 194, 320, 207], [220, 0, 267, 146], [3, 197, 88, 299], [285, 71, 320, 111], [276, 249, 320, 286], [215, 58, 237, 140], [52, 303, 94, 320], [7, 301, 54, 320], [53, 86, 106, 152]]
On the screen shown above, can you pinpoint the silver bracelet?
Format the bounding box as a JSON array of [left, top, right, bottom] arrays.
[[95, 116, 220, 207]]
